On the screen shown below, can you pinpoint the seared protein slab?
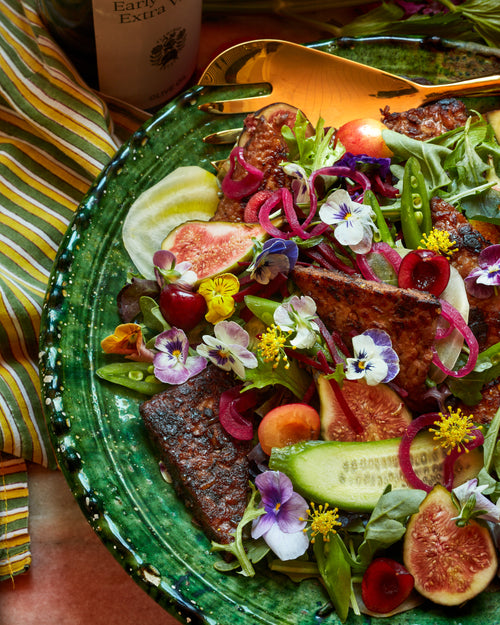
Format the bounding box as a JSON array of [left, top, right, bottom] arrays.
[[381, 98, 468, 140], [140, 365, 250, 544], [431, 196, 500, 351], [292, 265, 442, 403]]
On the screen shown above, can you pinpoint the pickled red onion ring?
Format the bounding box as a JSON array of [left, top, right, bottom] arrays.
[[221, 147, 263, 200], [432, 298, 479, 378]]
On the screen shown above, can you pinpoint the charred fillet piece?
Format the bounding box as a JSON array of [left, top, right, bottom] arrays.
[[381, 98, 468, 140], [292, 265, 441, 403], [140, 365, 250, 544], [213, 104, 298, 223], [431, 197, 500, 351]]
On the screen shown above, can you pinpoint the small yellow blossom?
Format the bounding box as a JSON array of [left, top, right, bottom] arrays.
[[257, 324, 291, 369], [301, 502, 342, 543], [198, 273, 239, 324], [429, 407, 480, 455], [419, 228, 458, 257]]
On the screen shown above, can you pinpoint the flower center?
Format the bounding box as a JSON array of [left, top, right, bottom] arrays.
[[258, 325, 291, 369], [303, 502, 342, 543], [429, 407, 479, 454]]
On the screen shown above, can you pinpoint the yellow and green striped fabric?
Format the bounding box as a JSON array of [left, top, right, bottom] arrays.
[[0, 0, 150, 578], [0, 456, 30, 580]]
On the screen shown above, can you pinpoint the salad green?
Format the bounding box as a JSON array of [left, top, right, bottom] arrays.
[[97, 101, 500, 620]]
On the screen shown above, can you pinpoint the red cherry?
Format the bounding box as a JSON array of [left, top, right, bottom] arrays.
[[159, 284, 207, 331], [397, 249, 450, 296], [361, 557, 414, 614]]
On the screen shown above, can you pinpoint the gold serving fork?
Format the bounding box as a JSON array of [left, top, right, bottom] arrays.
[[198, 39, 500, 142]]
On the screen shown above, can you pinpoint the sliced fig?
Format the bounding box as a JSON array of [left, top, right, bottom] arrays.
[[317, 375, 412, 442], [403, 484, 498, 606], [161, 220, 268, 282]]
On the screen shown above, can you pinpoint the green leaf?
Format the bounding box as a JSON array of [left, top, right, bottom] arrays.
[[211, 482, 265, 577], [356, 487, 426, 569], [447, 342, 500, 405], [244, 352, 312, 399], [314, 533, 351, 623]]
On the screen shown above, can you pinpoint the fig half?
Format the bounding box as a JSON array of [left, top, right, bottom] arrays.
[[317, 376, 412, 441], [403, 484, 498, 606], [161, 220, 268, 283]]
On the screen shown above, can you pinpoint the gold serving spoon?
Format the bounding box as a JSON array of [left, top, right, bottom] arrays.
[[198, 39, 500, 135]]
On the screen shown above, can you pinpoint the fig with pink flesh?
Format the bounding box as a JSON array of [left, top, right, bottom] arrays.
[[161, 220, 268, 283], [403, 484, 498, 606]]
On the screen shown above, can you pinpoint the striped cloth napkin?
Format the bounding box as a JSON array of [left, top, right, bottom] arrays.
[[0, 0, 150, 579]]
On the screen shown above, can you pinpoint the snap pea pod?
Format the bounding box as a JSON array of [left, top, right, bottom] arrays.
[[400, 156, 432, 249], [244, 295, 280, 326], [363, 189, 394, 245], [96, 362, 168, 395]]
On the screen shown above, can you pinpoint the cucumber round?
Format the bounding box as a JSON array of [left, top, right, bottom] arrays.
[[269, 432, 483, 512]]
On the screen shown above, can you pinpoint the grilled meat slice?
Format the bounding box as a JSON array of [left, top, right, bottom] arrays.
[[213, 104, 298, 223], [140, 365, 250, 544], [431, 197, 500, 350], [381, 98, 468, 140], [292, 265, 441, 403]]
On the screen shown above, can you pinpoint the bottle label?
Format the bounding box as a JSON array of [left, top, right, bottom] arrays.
[[92, 0, 201, 110]]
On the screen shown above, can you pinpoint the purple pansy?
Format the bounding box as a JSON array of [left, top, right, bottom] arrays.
[[249, 238, 299, 285], [345, 329, 399, 386], [465, 244, 500, 299], [335, 152, 391, 179], [153, 250, 197, 288], [251, 471, 309, 561], [196, 320, 258, 379], [153, 327, 206, 384]]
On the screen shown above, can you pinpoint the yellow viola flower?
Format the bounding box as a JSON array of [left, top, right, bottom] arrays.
[[198, 273, 240, 324]]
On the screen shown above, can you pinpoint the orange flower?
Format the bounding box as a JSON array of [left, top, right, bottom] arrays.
[[101, 323, 153, 362]]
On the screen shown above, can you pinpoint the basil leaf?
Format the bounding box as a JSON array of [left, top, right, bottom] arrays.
[[356, 487, 426, 568]]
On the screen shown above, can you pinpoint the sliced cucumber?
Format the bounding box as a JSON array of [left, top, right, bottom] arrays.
[[269, 432, 482, 512], [122, 166, 219, 278]]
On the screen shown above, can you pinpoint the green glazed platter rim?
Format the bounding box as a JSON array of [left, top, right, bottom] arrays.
[[39, 36, 500, 625]]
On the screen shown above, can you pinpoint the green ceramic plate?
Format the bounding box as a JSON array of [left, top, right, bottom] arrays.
[[39, 36, 500, 625]]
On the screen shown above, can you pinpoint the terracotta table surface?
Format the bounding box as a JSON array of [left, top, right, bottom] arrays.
[[0, 11, 352, 625]]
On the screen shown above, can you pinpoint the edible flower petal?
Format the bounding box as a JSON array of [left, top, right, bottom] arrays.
[[465, 244, 500, 299], [249, 238, 299, 285], [319, 189, 377, 253], [197, 320, 258, 379], [101, 323, 154, 362], [251, 471, 309, 561], [198, 273, 240, 324], [153, 327, 206, 384], [274, 295, 319, 349], [282, 163, 311, 204], [153, 250, 197, 287], [345, 329, 399, 385], [452, 478, 500, 526]]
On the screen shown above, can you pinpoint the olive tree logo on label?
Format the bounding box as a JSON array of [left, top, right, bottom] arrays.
[[150, 27, 187, 69]]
